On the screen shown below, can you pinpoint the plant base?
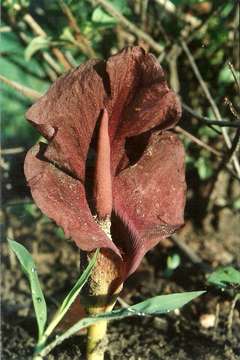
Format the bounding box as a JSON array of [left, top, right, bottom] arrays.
[[87, 320, 108, 360], [80, 249, 123, 360]]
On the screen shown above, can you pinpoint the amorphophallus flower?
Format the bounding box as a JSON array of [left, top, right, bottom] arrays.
[[24, 46, 186, 359]]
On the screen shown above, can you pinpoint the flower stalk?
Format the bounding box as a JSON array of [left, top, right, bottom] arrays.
[[80, 247, 123, 360], [87, 319, 108, 360]]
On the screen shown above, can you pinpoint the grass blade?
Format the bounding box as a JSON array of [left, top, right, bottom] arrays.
[[35, 249, 99, 352], [208, 266, 240, 287], [129, 291, 206, 314], [8, 240, 47, 340], [59, 249, 99, 316], [38, 290, 205, 357]]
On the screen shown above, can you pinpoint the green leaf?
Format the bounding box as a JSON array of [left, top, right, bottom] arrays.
[[167, 253, 181, 270], [25, 36, 51, 60], [92, 0, 131, 25], [39, 291, 205, 357], [8, 240, 47, 340], [198, 125, 218, 139], [111, 0, 131, 15], [59, 249, 99, 316], [233, 198, 240, 210], [92, 7, 116, 26], [218, 67, 240, 85], [126, 291, 205, 315], [60, 27, 76, 44], [208, 267, 240, 288], [1, 29, 49, 148], [196, 157, 213, 180], [35, 249, 99, 351]]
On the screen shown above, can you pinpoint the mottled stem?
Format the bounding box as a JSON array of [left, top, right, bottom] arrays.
[[87, 320, 108, 360], [80, 249, 123, 360]]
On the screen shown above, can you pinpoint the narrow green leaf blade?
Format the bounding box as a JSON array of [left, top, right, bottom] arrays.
[[68, 291, 206, 334], [40, 290, 205, 357], [8, 240, 47, 339], [129, 291, 205, 315], [59, 249, 99, 316], [208, 267, 240, 287], [92, 7, 116, 26], [37, 249, 99, 344], [8, 239, 32, 274]]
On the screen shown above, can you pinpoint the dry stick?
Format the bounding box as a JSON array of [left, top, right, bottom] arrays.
[[175, 126, 221, 157], [18, 28, 60, 78], [156, 0, 202, 63], [41, 60, 59, 81], [213, 302, 220, 338], [1, 147, 25, 155], [23, 14, 72, 71], [181, 40, 240, 178], [176, 126, 239, 179], [59, 1, 96, 58], [158, 2, 226, 64], [207, 128, 240, 212], [170, 235, 211, 273], [228, 62, 240, 94], [227, 293, 240, 338], [182, 103, 240, 128], [167, 44, 181, 93], [140, 0, 149, 33], [64, 51, 79, 67], [212, 130, 240, 211], [95, 0, 164, 53], [225, 128, 240, 166], [0, 26, 11, 33], [225, 99, 240, 165], [170, 235, 202, 265], [154, 0, 201, 29], [117, 297, 130, 308], [186, 2, 226, 44], [0, 74, 42, 100]]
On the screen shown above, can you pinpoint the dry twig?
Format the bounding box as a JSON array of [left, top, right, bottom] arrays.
[[24, 14, 72, 71], [181, 40, 240, 177], [0, 74, 42, 100], [154, 0, 201, 29], [175, 126, 221, 157], [1, 147, 25, 155], [170, 235, 211, 273], [182, 103, 240, 128], [227, 293, 240, 338], [228, 62, 240, 94], [95, 0, 164, 53], [18, 25, 61, 78], [59, 1, 96, 58]]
